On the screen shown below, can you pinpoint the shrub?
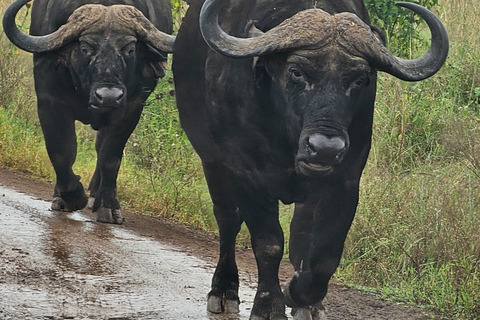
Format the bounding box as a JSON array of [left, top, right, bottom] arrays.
[[365, 0, 439, 57]]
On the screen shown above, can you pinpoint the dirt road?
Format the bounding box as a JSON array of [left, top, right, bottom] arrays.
[[0, 168, 438, 320]]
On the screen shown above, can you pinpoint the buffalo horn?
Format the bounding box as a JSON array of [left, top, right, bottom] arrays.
[[200, 0, 448, 81], [372, 2, 449, 81], [107, 5, 175, 53], [199, 0, 334, 58], [2, 0, 83, 53], [3, 0, 175, 54]]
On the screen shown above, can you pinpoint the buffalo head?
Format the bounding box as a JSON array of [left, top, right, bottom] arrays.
[[3, 0, 175, 116], [199, 1, 448, 177]]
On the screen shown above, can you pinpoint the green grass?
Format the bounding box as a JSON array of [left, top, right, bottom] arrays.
[[119, 71, 214, 229], [1, 0, 480, 319]]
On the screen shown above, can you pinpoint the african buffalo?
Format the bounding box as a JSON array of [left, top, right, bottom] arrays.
[[3, 0, 175, 224], [172, 0, 448, 318]]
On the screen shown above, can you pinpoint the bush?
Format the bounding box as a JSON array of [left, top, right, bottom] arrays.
[[364, 0, 439, 57]]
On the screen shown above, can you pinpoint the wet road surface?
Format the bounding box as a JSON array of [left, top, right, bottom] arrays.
[[0, 169, 439, 320], [0, 185, 256, 320]]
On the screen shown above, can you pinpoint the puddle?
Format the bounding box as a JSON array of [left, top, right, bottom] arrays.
[[0, 185, 256, 319]]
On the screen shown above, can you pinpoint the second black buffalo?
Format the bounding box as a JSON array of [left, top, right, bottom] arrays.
[[3, 0, 175, 223]]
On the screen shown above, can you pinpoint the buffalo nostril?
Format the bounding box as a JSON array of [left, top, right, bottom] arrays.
[[305, 134, 346, 162], [305, 139, 317, 156], [95, 87, 124, 105]]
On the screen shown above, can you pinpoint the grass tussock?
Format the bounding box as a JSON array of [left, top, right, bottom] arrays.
[[0, 0, 479, 318]]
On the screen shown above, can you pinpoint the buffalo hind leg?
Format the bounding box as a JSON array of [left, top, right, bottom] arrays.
[[203, 161, 243, 314]]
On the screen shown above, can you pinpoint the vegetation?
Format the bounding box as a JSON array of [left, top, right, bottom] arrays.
[[337, 2, 480, 319], [0, 0, 479, 319], [364, 0, 439, 56]]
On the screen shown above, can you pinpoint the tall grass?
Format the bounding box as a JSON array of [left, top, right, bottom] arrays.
[[0, 1, 49, 176], [335, 1, 480, 319], [120, 73, 213, 229], [0, 0, 479, 319]]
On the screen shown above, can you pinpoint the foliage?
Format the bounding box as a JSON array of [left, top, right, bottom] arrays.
[[171, 0, 188, 32], [364, 0, 439, 57]]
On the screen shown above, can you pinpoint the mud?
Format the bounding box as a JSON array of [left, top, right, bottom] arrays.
[[0, 168, 439, 320]]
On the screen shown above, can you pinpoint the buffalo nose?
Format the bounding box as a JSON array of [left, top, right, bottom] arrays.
[[304, 133, 347, 165], [95, 87, 125, 108]]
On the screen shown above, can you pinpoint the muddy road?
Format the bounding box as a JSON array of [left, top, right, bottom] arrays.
[[0, 168, 438, 320]]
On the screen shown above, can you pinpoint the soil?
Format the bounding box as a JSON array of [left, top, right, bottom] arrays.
[[0, 167, 439, 320]]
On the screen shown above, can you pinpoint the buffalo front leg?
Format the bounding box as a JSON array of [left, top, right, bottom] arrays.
[[37, 101, 87, 212], [203, 162, 243, 314], [286, 203, 326, 320], [88, 107, 142, 224], [284, 181, 360, 320], [237, 188, 287, 320]]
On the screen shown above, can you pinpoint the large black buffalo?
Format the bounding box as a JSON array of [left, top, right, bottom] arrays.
[[3, 0, 175, 224], [173, 0, 448, 318]]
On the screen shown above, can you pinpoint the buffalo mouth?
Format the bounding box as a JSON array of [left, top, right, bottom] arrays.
[[89, 104, 118, 114], [89, 104, 116, 110], [296, 160, 334, 175], [295, 131, 348, 176]]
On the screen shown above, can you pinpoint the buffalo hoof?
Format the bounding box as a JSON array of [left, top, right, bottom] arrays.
[[87, 197, 95, 210], [51, 194, 88, 212], [291, 303, 327, 320], [250, 315, 287, 320], [51, 197, 67, 211], [96, 207, 124, 224], [207, 295, 240, 314]]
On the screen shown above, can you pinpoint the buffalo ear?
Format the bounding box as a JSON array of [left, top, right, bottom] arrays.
[[56, 46, 72, 68], [247, 19, 268, 88], [141, 43, 167, 79], [370, 25, 387, 45], [253, 57, 269, 87], [142, 61, 166, 78]]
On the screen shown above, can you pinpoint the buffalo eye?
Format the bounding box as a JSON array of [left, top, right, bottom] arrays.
[[289, 67, 304, 83], [80, 43, 93, 56], [351, 73, 370, 89], [122, 42, 136, 58], [345, 72, 371, 96]]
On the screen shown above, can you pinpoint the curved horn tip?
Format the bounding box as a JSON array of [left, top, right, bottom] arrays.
[[395, 2, 424, 9], [377, 1, 449, 81], [395, 1, 415, 7], [3, 0, 34, 52], [395, 1, 443, 17]]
